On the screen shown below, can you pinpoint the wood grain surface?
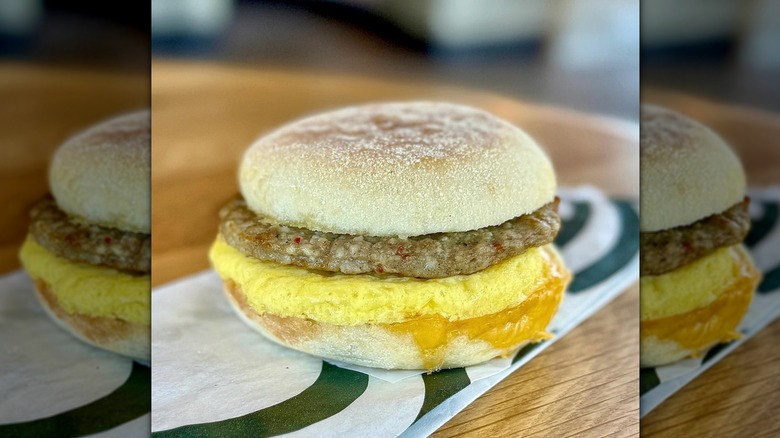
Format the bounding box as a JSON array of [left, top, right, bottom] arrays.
[[0, 64, 149, 274], [641, 90, 780, 436], [151, 60, 640, 437]]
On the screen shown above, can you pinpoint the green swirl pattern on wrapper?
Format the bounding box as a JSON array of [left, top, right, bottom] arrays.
[[552, 202, 590, 248], [413, 369, 471, 423], [569, 201, 639, 293], [745, 202, 778, 248], [0, 362, 150, 437], [758, 265, 780, 293], [154, 362, 368, 437], [747, 202, 780, 294]]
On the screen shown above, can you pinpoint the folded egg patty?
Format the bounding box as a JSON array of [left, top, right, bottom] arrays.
[[19, 236, 150, 325], [211, 234, 565, 325]]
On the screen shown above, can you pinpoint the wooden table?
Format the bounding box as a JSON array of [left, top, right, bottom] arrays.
[[0, 64, 149, 273], [641, 91, 780, 436], [152, 60, 640, 437]]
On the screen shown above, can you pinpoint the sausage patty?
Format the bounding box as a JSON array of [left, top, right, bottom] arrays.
[[640, 198, 750, 276], [219, 197, 560, 278], [29, 197, 151, 274]]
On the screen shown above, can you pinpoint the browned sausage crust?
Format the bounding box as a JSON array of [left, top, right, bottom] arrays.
[[28, 197, 151, 274], [640, 198, 750, 276], [219, 196, 561, 278]]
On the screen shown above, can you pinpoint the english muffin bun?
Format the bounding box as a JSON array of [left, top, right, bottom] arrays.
[[213, 102, 570, 371], [50, 110, 151, 234], [239, 102, 555, 237], [640, 105, 746, 232], [639, 105, 759, 368], [21, 110, 151, 361]]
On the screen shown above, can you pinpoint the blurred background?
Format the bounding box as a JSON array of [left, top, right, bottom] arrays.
[[3, 0, 777, 116], [150, 0, 639, 121], [642, 0, 779, 111], [0, 0, 148, 71]]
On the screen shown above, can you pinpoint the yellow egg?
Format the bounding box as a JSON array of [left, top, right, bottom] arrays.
[[209, 235, 564, 326], [19, 236, 150, 325], [640, 245, 752, 321]]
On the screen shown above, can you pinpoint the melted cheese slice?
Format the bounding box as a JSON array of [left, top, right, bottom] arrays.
[[19, 236, 150, 325], [387, 282, 565, 369], [209, 235, 569, 326]]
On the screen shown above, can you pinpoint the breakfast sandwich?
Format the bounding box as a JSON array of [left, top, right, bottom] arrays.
[[640, 105, 761, 367], [19, 110, 151, 361], [209, 102, 571, 371]]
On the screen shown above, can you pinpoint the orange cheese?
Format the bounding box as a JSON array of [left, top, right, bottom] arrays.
[[388, 271, 566, 370]]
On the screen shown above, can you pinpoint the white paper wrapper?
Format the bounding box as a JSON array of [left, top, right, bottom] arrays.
[[0, 270, 151, 437], [640, 186, 780, 417], [151, 186, 639, 437]]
